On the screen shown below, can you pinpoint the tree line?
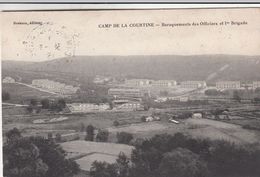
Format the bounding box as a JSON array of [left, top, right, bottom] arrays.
[[27, 98, 67, 113], [82, 124, 133, 144]]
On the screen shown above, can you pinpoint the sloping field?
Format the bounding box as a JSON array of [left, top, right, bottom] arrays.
[[2, 83, 55, 104], [61, 140, 134, 156], [185, 119, 259, 144], [107, 122, 168, 134], [107, 119, 260, 145], [76, 153, 118, 171], [61, 141, 134, 171]]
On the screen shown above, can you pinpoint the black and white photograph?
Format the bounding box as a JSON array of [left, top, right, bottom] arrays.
[[1, 7, 260, 177]]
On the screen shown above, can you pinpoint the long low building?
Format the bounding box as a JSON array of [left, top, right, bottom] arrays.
[[108, 88, 144, 98], [151, 80, 177, 88], [216, 81, 241, 90], [125, 79, 151, 87], [32, 79, 79, 95], [113, 100, 144, 111], [253, 81, 260, 89], [180, 81, 207, 89], [67, 103, 110, 113]]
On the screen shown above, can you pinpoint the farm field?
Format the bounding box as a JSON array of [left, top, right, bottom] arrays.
[[107, 118, 260, 145]]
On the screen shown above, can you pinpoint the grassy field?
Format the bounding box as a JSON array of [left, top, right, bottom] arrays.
[[76, 153, 118, 171], [61, 140, 134, 171], [61, 140, 134, 156], [184, 118, 259, 144], [3, 98, 260, 146], [2, 83, 56, 104], [2, 108, 151, 138], [3, 106, 260, 145], [107, 118, 260, 145], [54, 111, 151, 131]]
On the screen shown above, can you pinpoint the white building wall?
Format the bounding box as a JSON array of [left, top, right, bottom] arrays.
[[216, 81, 241, 90], [253, 81, 260, 89]]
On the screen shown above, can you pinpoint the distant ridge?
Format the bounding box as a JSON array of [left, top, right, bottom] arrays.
[[2, 55, 260, 83]]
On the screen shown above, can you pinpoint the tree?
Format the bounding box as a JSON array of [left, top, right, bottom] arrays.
[[90, 161, 118, 177], [79, 122, 85, 132], [113, 120, 120, 127], [116, 152, 130, 177], [30, 99, 38, 106], [29, 136, 80, 177], [47, 133, 53, 140], [41, 99, 50, 109], [2, 90, 10, 101], [55, 133, 62, 142], [49, 99, 66, 112], [255, 87, 260, 94], [141, 116, 146, 122], [143, 104, 150, 111], [142, 97, 152, 111], [158, 148, 208, 177], [3, 138, 48, 177], [96, 130, 109, 142], [109, 101, 114, 110], [116, 132, 133, 145], [5, 127, 22, 143], [233, 90, 241, 102], [57, 98, 66, 109], [4, 128, 80, 177], [204, 89, 219, 96], [253, 97, 260, 103], [85, 124, 95, 141]]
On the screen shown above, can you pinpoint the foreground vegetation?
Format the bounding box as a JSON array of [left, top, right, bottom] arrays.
[[3, 127, 260, 177], [90, 133, 260, 177], [3, 128, 79, 177]]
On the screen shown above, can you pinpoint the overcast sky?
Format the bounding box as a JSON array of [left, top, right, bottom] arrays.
[[2, 8, 260, 61]]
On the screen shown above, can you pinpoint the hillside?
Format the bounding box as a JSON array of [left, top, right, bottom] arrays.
[[2, 55, 260, 83]]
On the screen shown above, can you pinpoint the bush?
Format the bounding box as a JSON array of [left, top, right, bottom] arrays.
[[159, 148, 208, 177], [141, 116, 146, 122], [41, 98, 50, 109], [116, 132, 133, 145], [47, 132, 53, 140], [2, 90, 10, 101], [30, 99, 38, 106], [96, 130, 109, 142], [204, 89, 220, 96], [55, 133, 62, 142], [85, 124, 95, 141], [255, 87, 260, 94], [26, 106, 34, 113], [113, 120, 120, 127]]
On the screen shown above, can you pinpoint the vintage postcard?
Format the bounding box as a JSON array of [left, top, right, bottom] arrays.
[[1, 8, 260, 177]]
